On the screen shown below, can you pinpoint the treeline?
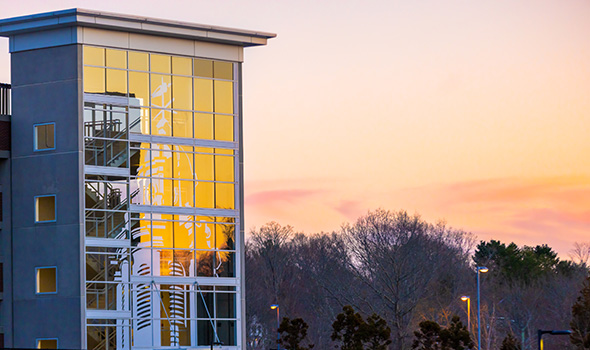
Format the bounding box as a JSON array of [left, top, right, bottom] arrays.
[[245, 209, 589, 349]]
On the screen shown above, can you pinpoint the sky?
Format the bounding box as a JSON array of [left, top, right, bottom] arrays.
[[1, 0, 589, 256]]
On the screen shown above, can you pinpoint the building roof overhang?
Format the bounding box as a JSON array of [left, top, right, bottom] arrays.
[[0, 8, 276, 47]]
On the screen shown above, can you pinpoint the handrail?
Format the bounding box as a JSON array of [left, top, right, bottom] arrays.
[[0, 83, 10, 116]]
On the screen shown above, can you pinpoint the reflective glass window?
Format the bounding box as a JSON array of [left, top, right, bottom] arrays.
[[194, 79, 213, 112], [172, 56, 192, 76], [84, 46, 105, 66], [129, 51, 149, 71], [194, 113, 213, 140], [194, 59, 213, 78], [213, 81, 233, 114], [214, 61, 233, 80], [150, 54, 171, 74], [84, 67, 105, 94], [106, 49, 127, 69], [172, 75, 193, 110]]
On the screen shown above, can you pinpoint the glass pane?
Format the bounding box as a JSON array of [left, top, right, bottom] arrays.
[[36, 196, 55, 222], [129, 51, 149, 71], [195, 153, 213, 181], [36, 267, 56, 293], [194, 59, 213, 78], [84, 46, 105, 66], [215, 183, 234, 209], [152, 178, 173, 206], [194, 79, 213, 112], [214, 80, 233, 114], [131, 148, 151, 177], [173, 148, 194, 180], [216, 293, 236, 318], [151, 109, 172, 136], [216, 252, 235, 277], [106, 69, 127, 95], [196, 251, 214, 277], [195, 182, 214, 209], [216, 223, 235, 250], [217, 320, 236, 345], [131, 217, 152, 247], [151, 146, 173, 178], [151, 74, 172, 108], [194, 113, 213, 140], [173, 111, 193, 138], [35, 124, 55, 150], [129, 107, 149, 134], [37, 339, 58, 349], [214, 61, 233, 80], [172, 56, 192, 76], [84, 67, 105, 94], [129, 71, 149, 107], [195, 219, 214, 250], [131, 177, 151, 205], [174, 216, 195, 249], [150, 54, 171, 74], [214, 114, 233, 142], [215, 155, 234, 182], [172, 76, 192, 110], [106, 49, 127, 69], [174, 180, 194, 207]]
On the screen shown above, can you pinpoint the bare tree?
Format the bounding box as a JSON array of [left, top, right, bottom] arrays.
[[341, 209, 473, 349]]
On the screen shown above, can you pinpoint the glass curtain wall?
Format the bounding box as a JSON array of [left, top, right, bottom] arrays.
[[83, 46, 239, 349]]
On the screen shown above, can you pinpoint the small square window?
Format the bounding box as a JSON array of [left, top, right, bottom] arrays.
[[35, 195, 56, 222], [36, 267, 57, 294], [37, 338, 58, 349], [34, 123, 55, 151]]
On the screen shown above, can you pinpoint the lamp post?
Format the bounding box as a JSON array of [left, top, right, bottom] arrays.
[[537, 329, 572, 350], [271, 304, 280, 350], [461, 296, 471, 331], [477, 266, 488, 350]]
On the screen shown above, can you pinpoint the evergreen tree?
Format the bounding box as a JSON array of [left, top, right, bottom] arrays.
[[278, 317, 314, 350], [331, 305, 392, 350], [412, 316, 474, 350], [412, 320, 444, 350], [500, 334, 521, 350], [439, 316, 474, 350], [571, 276, 590, 349]]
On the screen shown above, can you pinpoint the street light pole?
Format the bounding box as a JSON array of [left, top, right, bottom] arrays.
[[461, 296, 471, 331], [537, 329, 572, 350], [271, 304, 280, 350], [477, 266, 488, 350]]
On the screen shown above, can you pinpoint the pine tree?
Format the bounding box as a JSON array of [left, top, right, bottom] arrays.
[[278, 317, 314, 350], [500, 334, 521, 350], [571, 276, 590, 349]]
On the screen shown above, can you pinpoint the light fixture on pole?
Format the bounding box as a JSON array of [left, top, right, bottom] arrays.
[[461, 295, 471, 331], [477, 266, 488, 350], [271, 304, 280, 350]]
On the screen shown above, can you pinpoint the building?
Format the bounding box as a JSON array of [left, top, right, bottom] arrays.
[[0, 9, 274, 349]]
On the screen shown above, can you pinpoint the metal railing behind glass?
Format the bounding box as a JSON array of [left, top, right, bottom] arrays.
[[0, 83, 10, 116]]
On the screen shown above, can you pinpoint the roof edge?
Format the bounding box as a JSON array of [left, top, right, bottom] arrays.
[[0, 8, 276, 47]]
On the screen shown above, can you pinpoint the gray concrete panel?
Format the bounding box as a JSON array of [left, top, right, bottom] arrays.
[[11, 45, 78, 87], [11, 152, 80, 228], [12, 224, 82, 301], [13, 297, 82, 348], [10, 80, 80, 157]]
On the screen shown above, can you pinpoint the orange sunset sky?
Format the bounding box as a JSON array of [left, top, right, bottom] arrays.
[[1, 0, 588, 256]]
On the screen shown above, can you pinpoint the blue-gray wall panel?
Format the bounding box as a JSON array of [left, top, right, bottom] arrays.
[[13, 297, 82, 349], [10, 44, 82, 348], [11, 152, 80, 228], [10, 79, 80, 157], [11, 44, 78, 86], [12, 224, 82, 300]]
